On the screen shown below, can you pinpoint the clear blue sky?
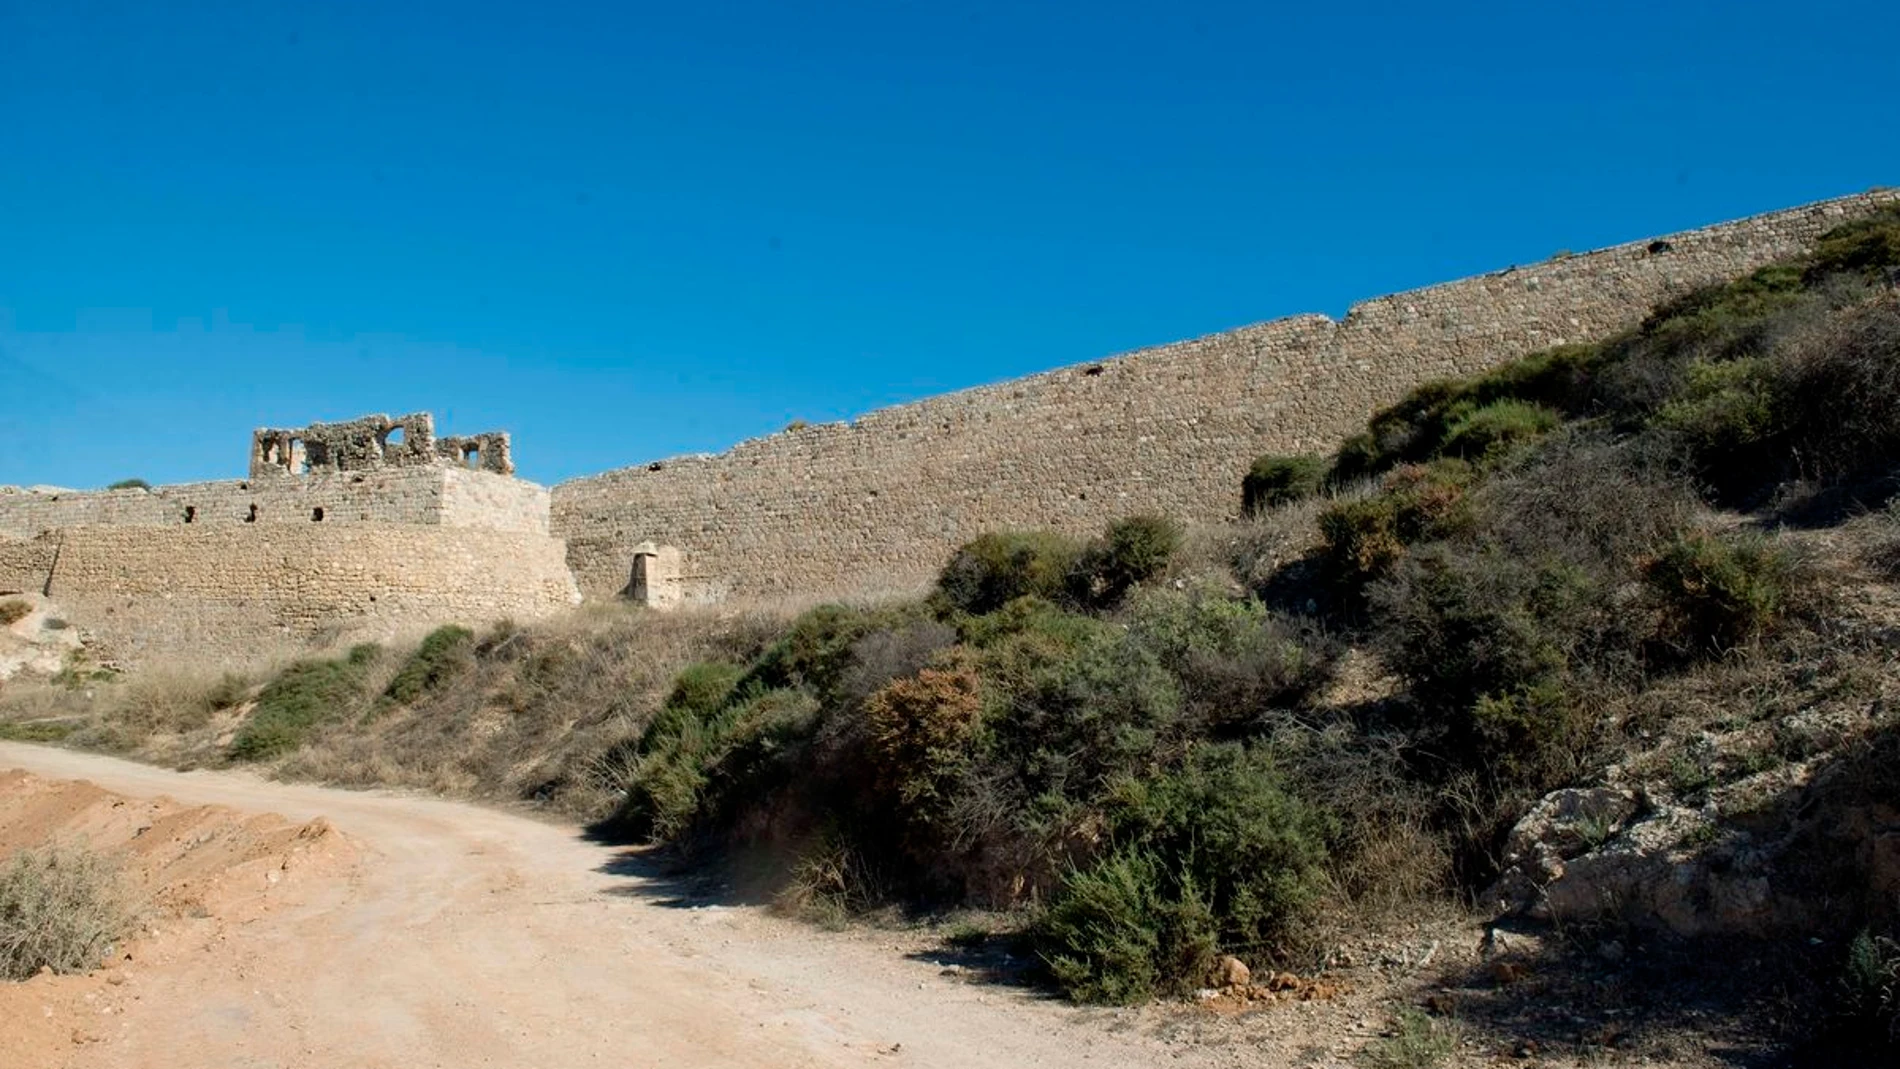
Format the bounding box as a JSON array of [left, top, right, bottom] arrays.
[[2, 1, 1894, 488]]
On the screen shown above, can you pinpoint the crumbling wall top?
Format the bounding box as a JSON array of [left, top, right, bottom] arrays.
[[250, 412, 514, 478], [435, 431, 514, 476]]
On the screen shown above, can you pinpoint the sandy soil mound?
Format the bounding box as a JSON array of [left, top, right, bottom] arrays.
[[0, 768, 356, 1068]]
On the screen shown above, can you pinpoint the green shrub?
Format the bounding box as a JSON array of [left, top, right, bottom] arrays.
[[992, 632, 1183, 806], [1035, 850, 1216, 1004], [1244, 454, 1328, 514], [741, 604, 877, 696], [959, 596, 1113, 698], [0, 845, 133, 980], [1636, 264, 1806, 360], [1470, 343, 1603, 409], [382, 625, 475, 706], [1329, 348, 1599, 482], [605, 662, 748, 839], [228, 644, 380, 761], [1805, 204, 1900, 283], [1841, 929, 1900, 1047], [1124, 589, 1334, 727], [0, 721, 77, 742], [1333, 379, 1471, 481], [1319, 461, 1475, 593], [939, 532, 1085, 615], [664, 660, 746, 720], [1370, 545, 1608, 788], [105, 478, 150, 491], [1105, 742, 1331, 956], [1438, 399, 1560, 462], [1036, 743, 1329, 1002], [957, 594, 1103, 648], [940, 519, 1180, 616], [1655, 357, 1784, 499], [1068, 514, 1182, 608], [0, 599, 29, 626], [694, 685, 824, 824], [1644, 530, 1790, 656]]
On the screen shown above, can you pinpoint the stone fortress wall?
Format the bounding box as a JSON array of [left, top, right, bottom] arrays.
[[0, 413, 579, 666], [0, 467, 544, 537], [1, 189, 1893, 663], [550, 188, 1900, 602]]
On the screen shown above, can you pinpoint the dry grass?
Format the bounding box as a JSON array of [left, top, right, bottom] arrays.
[[276, 602, 800, 817], [1860, 502, 1900, 580], [77, 667, 255, 752], [0, 600, 815, 820], [0, 663, 260, 765], [0, 592, 913, 827], [1358, 1007, 1465, 1069], [0, 843, 134, 980], [1172, 485, 1372, 607]]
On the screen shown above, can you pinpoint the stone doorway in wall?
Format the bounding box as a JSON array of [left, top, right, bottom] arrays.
[[625, 542, 683, 609]]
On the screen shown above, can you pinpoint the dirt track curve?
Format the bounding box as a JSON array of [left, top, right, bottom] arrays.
[[0, 742, 1350, 1069]]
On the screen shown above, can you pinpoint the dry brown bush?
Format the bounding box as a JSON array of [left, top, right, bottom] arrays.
[[0, 843, 134, 980], [863, 653, 985, 813]]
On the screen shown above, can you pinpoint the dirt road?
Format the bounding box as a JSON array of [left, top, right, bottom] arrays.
[[0, 742, 1363, 1069]]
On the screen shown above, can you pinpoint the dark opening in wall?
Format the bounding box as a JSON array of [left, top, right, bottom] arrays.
[[312, 507, 325, 522], [183, 506, 196, 524], [464, 445, 481, 469], [245, 504, 258, 523]]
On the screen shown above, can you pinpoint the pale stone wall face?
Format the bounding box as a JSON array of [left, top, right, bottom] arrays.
[[0, 468, 552, 538], [0, 535, 57, 596], [551, 190, 1900, 601], [0, 467, 569, 665], [438, 468, 553, 535], [1, 470, 442, 535], [33, 525, 579, 666]]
